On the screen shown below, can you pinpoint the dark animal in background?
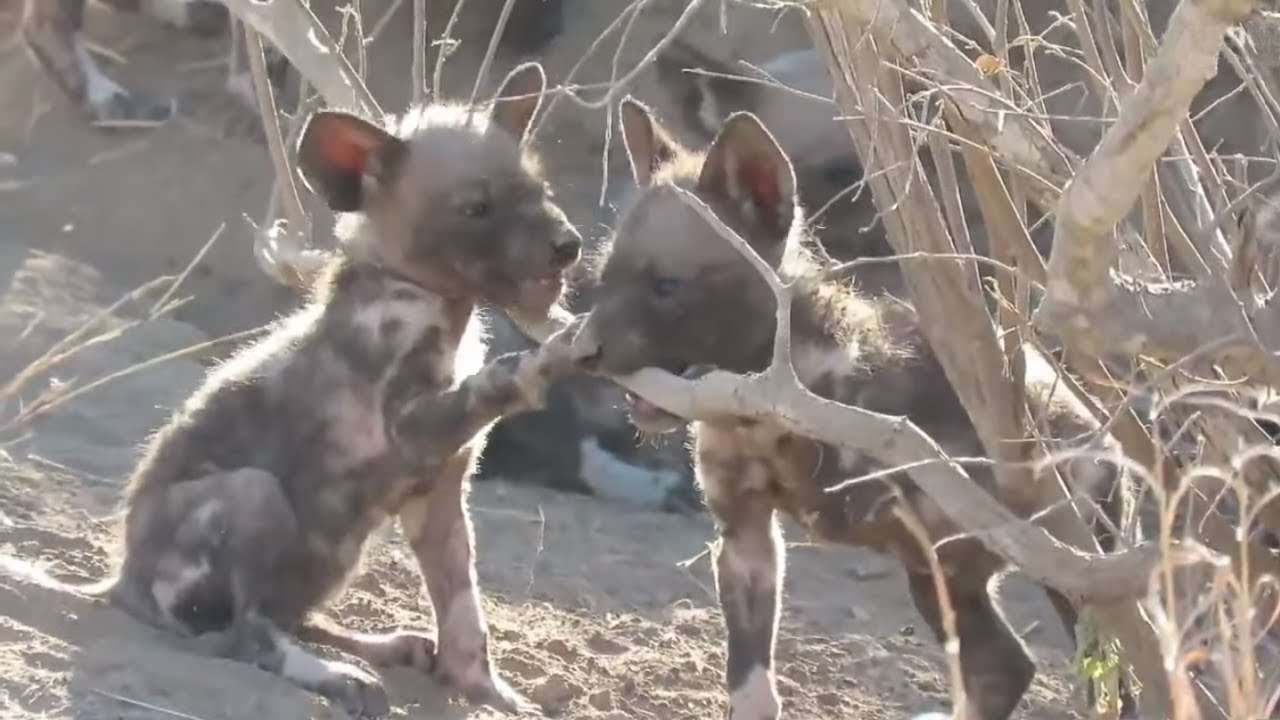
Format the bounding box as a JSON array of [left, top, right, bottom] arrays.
[[570, 98, 1128, 720], [651, 3, 1274, 297], [0, 62, 582, 718], [653, 41, 929, 298], [20, 0, 229, 125]]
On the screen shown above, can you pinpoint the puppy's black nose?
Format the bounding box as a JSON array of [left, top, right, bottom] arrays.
[[551, 237, 582, 269]]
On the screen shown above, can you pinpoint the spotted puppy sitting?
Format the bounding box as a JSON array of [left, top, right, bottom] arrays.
[[0, 62, 581, 717]]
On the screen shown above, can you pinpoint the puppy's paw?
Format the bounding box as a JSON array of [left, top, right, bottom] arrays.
[[438, 663, 538, 716], [534, 316, 584, 382], [321, 660, 391, 718], [370, 630, 436, 672]]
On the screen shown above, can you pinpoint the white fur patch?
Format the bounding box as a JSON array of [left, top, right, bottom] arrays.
[[192, 497, 223, 528], [151, 556, 211, 623], [454, 311, 489, 383], [73, 39, 125, 106], [577, 437, 685, 510], [353, 293, 438, 350], [441, 591, 484, 646], [279, 635, 344, 686], [729, 665, 780, 720]]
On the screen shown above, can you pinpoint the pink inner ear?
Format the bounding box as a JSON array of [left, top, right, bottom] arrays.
[[320, 125, 372, 176], [739, 155, 781, 220]]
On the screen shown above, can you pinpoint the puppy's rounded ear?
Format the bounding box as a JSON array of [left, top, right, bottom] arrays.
[[490, 62, 547, 143], [698, 111, 797, 237], [619, 97, 683, 188], [296, 110, 407, 212]]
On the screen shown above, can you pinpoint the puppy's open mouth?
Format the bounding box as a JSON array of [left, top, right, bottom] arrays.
[[623, 362, 691, 434]]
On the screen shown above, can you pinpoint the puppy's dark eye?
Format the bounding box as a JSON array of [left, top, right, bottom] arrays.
[[652, 276, 679, 297], [461, 200, 490, 218]]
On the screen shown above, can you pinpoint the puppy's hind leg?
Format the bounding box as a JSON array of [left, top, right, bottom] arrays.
[[907, 569, 1034, 720], [202, 609, 391, 718], [296, 613, 437, 674], [149, 468, 392, 717]]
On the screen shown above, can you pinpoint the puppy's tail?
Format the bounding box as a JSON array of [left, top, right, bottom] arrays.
[[0, 552, 118, 602]]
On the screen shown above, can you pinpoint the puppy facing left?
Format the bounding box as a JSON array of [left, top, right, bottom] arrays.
[[0, 62, 581, 717]]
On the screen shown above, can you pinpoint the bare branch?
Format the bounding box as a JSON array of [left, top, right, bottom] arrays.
[[412, 0, 426, 105], [468, 0, 519, 107], [828, 0, 1074, 209], [220, 0, 380, 117], [243, 25, 315, 288], [1033, 0, 1276, 383]]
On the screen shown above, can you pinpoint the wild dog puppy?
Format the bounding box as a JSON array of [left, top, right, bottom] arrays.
[[570, 99, 1126, 720], [18, 0, 255, 126], [0, 63, 581, 717]]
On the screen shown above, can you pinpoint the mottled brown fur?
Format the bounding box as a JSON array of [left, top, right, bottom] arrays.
[[0, 63, 580, 718], [571, 99, 1126, 720]]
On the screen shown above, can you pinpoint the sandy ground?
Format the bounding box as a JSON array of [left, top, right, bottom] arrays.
[[0, 1, 1089, 718]]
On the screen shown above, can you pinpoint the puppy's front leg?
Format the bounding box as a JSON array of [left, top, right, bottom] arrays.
[[397, 455, 534, 715], [708, 485, 784, 720], [387, 349, 559, 469]]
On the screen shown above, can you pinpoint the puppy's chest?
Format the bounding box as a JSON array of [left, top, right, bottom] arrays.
[[695, 420, 900, 544], [315, 290, 464, 507], [695, 420, 821, 501]]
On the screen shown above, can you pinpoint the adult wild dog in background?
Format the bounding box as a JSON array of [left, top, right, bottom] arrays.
[[0, 62, 582, 717], [569, 99, 1126, 720]]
